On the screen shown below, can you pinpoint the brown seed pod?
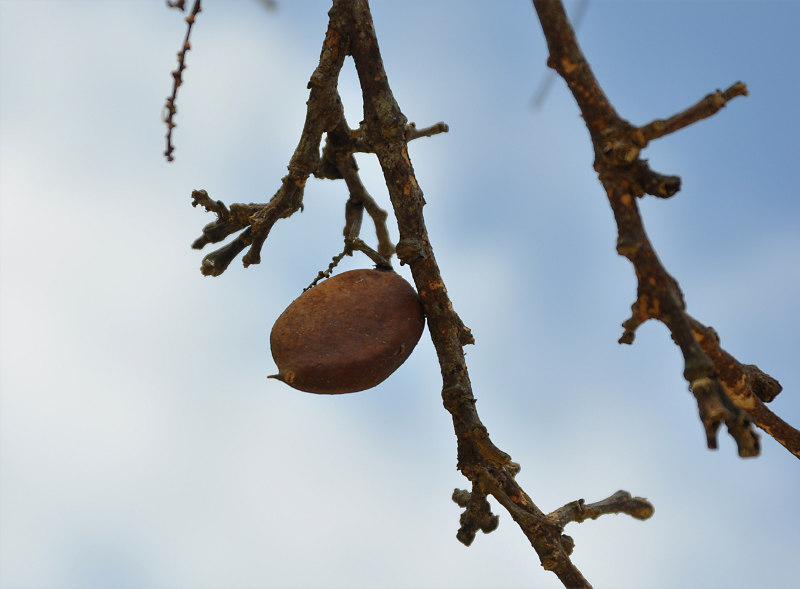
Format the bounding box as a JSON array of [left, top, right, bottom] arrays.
[[269, 268, 425, 394]]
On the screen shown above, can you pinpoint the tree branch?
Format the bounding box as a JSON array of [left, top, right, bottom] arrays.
[[170, 2, 798, 587], [549, 490, 654, 527], [533, 0, 795, 458], [689, 317, 799, 457], [188, 35, 442, 275], [186, 2, 654, 586], [163, 0, 202, 162], [640, 82, 749, 143], [341, 2, 651, 587]]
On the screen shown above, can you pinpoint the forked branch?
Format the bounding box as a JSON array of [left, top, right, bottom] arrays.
[[340, 2, 652, 587], [172, 1, 654, 586], [165, 1, 796, 588]]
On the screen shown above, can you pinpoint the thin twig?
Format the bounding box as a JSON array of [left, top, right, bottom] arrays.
[[406, 121, 449, 141], [640, 83, 748, 143], [163, 0, 202, 162], [170, 2, 799, 587], [549, 491, 654, 527]]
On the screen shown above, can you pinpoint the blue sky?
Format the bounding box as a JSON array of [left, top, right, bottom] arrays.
[[1, 1, 798, 588]]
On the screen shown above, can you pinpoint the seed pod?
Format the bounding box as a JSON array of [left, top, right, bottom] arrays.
[[269, 268, 425, 394]]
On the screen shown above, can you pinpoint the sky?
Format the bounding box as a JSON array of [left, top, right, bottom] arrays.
[[1, 1, 799, 588]]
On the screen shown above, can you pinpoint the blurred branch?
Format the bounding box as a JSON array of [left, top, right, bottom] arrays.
[[689, 318, 799, 457], [639, 83, 749, 143], [255, 0, 278, 11], [533, 0, 797, 459], [406, 121, 450, 141]]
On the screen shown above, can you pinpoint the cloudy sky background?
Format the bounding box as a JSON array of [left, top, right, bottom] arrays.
[[1, 1, 799, 588]]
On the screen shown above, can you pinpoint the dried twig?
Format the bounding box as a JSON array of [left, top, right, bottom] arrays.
[[549, 490, 654, 527], [639, 83, 749, 143], [338, 2, 653, 587], [184, 3, 653, 584], [170, 1, 798, 587], [163, 0, 202, 162], [532, 0, 797, 459]]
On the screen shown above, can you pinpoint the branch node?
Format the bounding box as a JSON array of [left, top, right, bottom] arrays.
[[744, 364, 783, 403], [347, 237, 393, 269], [452, 485, 500, 547], [690, 376, 759, 456], [395, 237, 428, 265], [616, 234, 642, 258], [634, 160, 681, 199]]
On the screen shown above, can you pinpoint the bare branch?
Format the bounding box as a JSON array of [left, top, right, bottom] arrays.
[[549, 491, 654, 527], [163, 0, 202, 162], [341, 2, 652, 586], [186, 3, 654, 585], [190, 190, 261, 249], [532, 0, 789, 458], [640, 82, 749, 143], [169, 2, 797, 587], [318, 109, 397, 260], [689, 317, 799, 457]]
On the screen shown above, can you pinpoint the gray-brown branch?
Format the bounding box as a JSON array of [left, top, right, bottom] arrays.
[[532, 0, 796, 458], [338, 2, 652, 588]]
